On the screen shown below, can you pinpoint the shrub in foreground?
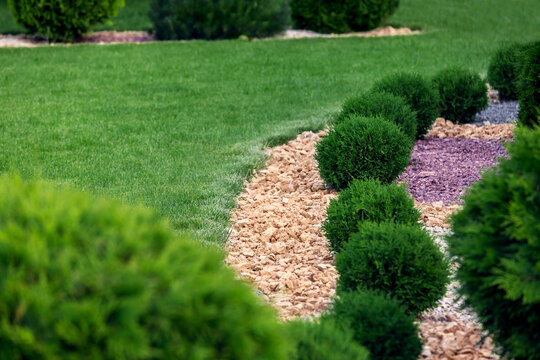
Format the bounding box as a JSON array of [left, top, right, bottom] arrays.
[[0, 175, 290, 360], [328, 290, 422, 360], [517, 41, 540, 128], [335, 91, 417, 140], [432, 67, 488, 124], [372, 72, 440, 139], [316, 116, 412, 190], [290, 0, 399, 33], [149, 0, 290, 40], [487, 43, 526, 100], [448, 126, 540, 360], [8, 0, 124, 42], [323, 179, 420, 252], [337, 222, 450, 316], [287, 319, 369, 360]]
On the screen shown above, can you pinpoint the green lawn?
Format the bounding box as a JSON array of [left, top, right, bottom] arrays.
[[1, 0, 539, 245]]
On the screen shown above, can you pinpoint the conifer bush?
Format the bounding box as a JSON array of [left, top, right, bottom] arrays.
[[149, 0, 290, 40], [337, 222, 450, 316], [517, 41, 540, 128], [323, 179, 420, 252], [372, 73, 440, 139], [432, 67, 488, 124], [335, 91, 417, 141], [316, 116, 412, 190], [0, 175, 290, 360], [448, 126, 540, 360], [8, 0, 124, 42], [487, 43, 526, 100], [328, 290, 422, 360], [287, 319, 369, 360]]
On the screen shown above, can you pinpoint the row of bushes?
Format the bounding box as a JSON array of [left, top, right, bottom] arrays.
[[8, 0, 399, 41]]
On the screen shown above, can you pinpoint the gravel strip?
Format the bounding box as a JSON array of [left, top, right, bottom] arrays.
[[473, 101, 519, 125]]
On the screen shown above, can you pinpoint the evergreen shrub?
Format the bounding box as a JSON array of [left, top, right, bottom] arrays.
[[487, 43, 526, 100], [517, 41, 540, 128]]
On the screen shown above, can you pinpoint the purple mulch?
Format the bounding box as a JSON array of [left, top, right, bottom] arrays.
[[399, 137, 508, 205]]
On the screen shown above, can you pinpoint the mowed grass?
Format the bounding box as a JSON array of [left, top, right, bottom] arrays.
[[1, 0, 539, 244]]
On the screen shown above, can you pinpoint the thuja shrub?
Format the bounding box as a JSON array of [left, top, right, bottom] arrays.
[[290, 0, 399, 33], [323, 179, 420, 253], [337, 222, 450, 316], [287, 319, 369, 360], [432, 67, 488, 124], [335, 91, 417, 141], [372, 72, 440, 139], [517, 41, 540, 128], [149, 0, 290, 40], [8, 0, 124, 42], [448, 126, 540, 360], [487, 43, 527, 100], [316, 116, 412, 190], [328, 290, 422, 360], [0, 175, 290, 360]]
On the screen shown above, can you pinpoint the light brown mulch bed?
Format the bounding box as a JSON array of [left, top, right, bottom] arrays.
[[416, 201, 461, 229], [428, 118, 514, 140], [277, 26, 420, 39]]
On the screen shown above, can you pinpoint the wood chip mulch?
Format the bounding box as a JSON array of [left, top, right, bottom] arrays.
[[415, 201, 461, 228], [428, 118, 514, 140]]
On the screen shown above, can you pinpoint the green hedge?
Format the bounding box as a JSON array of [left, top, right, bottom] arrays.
[[487, 43, 526, 100], [517, 41, 540, 127]]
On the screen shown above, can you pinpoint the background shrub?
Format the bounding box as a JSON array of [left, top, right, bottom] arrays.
[[337, 222, 449, 316], [323, 179, 420, 253], [0, 175, 290, 360], [290, 0, 399, 33], [372, 72, 440, 139], [335, 91, 417, 140], [487, 43, 527, 100], [287, 318, 369, 360], [517, 41, 540, 128], [327, 290, 422, 360], [8, 0, 124, 42], [149, 0, 290, 40], [432, 66, 488, 124], [448, 126, 540, 360], [316, 116, 412, 190]]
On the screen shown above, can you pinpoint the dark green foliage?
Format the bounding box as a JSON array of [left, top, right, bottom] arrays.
[[337, 222, 450, 316], [149, 0, 290, 40], [287, 319, 370, 360], [316, 116, 412, 190], [372, 73, 440, 139], [290, 0, 399, 33], [432, 66, 488, 124], [448, 126, 540, 360], [487, 43, 527, 100], [328, 290, 422, 360], [323, 179, 421, 252], [0, 175, 291, 360], [517, 41, 540, 128], [335, 91, 417, 140], [7, 0, 124, 41]]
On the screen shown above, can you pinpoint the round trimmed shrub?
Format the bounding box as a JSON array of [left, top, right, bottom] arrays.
[[0, 175, 291, 360], [448, 126, 540, 360], [432, 67, 488, 124], [287, 318, 369, 360], [487, 43, 527, 100], [517, 41, 540, 128], [328, 290, 422, 360], [316, 116, 412, 190], [7, 0, 124, 42], [335, 91, 417, 141], [372, 72, 440, 139], [149, 0, 290, 40], [323, 179, 421, 253], [337, 222, 450, 316]]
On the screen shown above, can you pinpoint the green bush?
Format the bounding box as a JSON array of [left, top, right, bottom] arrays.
[[448, 126, 540, 360], [328, 290, 422, 360], [0, 175, 290, 360], [323, 179, 420, 253], [287, 318, 369, 360], [372, 72, 440, 139], [316, 116, 412, 190], [149, 0, 290, 40], [487, 43, 527, 100], [432, 67, 488, 124], [8, 0, 124, 42], [335, 91, 417, 141], [290, 0, 399, 33], [337, 222, 450, 316], [517, 41, 540, 128]]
